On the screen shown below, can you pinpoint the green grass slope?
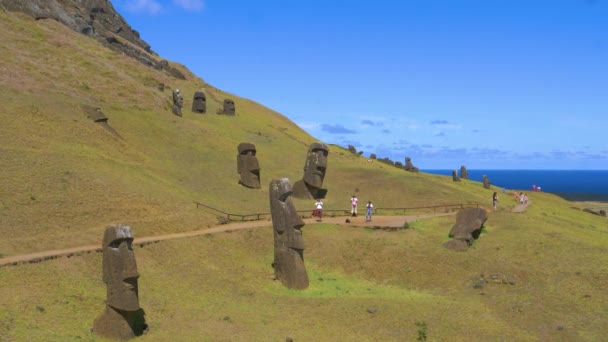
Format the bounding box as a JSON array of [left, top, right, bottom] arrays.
[[0, 11, 488, 256], [0, 10, 606, 341]]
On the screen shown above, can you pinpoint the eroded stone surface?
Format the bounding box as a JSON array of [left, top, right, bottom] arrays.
[[293, 142, 328, 199], [237, 142, 261, 189]]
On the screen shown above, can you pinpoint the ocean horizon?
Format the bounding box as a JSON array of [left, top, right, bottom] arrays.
[[423, 169, 608, 201]]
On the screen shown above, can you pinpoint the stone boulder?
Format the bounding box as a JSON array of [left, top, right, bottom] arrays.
[[444, 208, 487, 251]]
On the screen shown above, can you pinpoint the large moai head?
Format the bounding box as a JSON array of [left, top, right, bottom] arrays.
[[237, 142, 261, 189], [460, 165, 468, 179], [102, 225, 140, 311], [223, 99, 236, 115], [302, 142, 328, 188], [191, 91, 206, 113], [269, 178, 308, 289]]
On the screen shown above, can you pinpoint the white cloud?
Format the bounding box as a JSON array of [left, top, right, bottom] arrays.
[[125, 0, 162, 14], [173, 0, 205, 11]]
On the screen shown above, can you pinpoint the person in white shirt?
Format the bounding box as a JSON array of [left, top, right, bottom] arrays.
[[350, 195, 358, 217], [315, 200, 324, 221], [365, 201, 374, 222]]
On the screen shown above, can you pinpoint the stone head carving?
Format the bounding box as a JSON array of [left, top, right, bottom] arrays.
[[237, 143, 261, 189], [102, 225, 140, 311], [482, 175, 491, 189], [293, 142, 329, 199], [172, 89, 183, 116], [94, 225, 147, 340], [460, 165, 468, 179], [452, 170, 461, 182], [191, 91, 206, 113], [404, 157, 419, 172], [223, 99, 235, 115], [270, 178, 308, 289]]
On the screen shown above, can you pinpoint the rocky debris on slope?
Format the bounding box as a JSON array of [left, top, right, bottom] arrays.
[[0, 0, 185, 79]]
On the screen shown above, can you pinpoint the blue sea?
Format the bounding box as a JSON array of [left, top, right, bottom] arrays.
[[423, 170, 608, 201]]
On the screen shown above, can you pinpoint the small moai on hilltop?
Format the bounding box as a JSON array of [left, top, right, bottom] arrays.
[[443, 208, 488, 251], [482, 175, 492, 189], [191, 91, 206, 113], [347, 145, 357, 154], [172, 89, 183, 116], [370, 153, 377, 160], [452, 170, 461, 182], [270, 178, 309, 289], [93, 225, 147, 340], [237, 142, 261, 189], [221, 99, 236, 115], [404, 157, 419, 172], [460, 165, 468, 180]]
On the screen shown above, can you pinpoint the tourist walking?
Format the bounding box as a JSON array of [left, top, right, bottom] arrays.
[[350, 195, 358, 217], [492, 192, 499, 211], [315, 199, 324, 221], [365, 201, 374, 222]]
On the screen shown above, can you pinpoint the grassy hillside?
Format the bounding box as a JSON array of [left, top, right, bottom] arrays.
[[0, 9, 606, 341]]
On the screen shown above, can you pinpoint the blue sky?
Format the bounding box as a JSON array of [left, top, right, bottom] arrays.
[[116, 0, 607, 169]]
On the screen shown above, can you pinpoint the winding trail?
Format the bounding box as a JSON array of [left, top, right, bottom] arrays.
[[0, 212, 457, 267]]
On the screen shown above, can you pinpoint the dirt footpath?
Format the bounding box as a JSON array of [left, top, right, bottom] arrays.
[[0, 213, 456, 267]]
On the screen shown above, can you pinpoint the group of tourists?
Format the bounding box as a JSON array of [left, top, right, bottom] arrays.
[[312, 195, 374, 222]]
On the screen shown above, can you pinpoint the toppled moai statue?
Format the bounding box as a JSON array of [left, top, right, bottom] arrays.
[[191, 91, 206, 114], [443, 208, 488, 251], [93, 225, 147, 340], [172, 89, 183, 116], [219, 99, 235, 115], [460, 165, 469, 180], [82, 105, 122, 139], [270, 178, 309, 289], [404, 157, 419, 172], [452, 169, 461, 182], [237, 142, 261, 189], [482, 175, 492, 189], [293, 142, 329, 199]]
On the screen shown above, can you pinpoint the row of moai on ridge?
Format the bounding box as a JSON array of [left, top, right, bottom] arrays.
[[452, 166, 492, 189], [171, 89, 235, 117]]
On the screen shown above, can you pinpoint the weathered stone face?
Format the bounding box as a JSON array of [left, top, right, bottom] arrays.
[[302, 142, 328, 188], [172, 89, 183, 116], [191, 91, 206, 113], [102, 225, 140, 311], [237, 143, 261, 189], [444, 208, 488, 251], [270, 178, 308, 289], [460, 165, 469, 179], [452, 170, 461, 182], [404, 157, 419, 172], [482, 175, 491, 189], [223, 99, 235, 115]]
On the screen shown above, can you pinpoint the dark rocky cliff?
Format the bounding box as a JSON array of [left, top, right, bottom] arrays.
[[0, 0, 185, 79]]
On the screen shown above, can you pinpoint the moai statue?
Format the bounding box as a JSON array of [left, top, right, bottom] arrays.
[[172, 89, 183, 116], [460, 165, 469, 180], [223, 99, 235, 115], [237, 142, 261, 189], [482, 175, 492, 189], [293, 142, 329, 199], [93, 225, 147, 340], [404, 157, 419, 172], [452, 169, 461, 182], [191, 91, 206, 113], [270, 178, 309, 289], [370, 153, 377, 160]]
